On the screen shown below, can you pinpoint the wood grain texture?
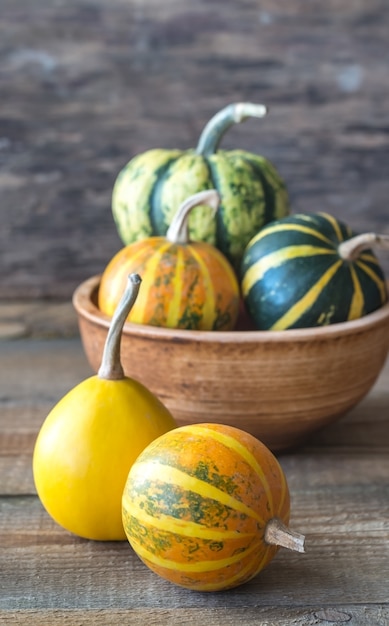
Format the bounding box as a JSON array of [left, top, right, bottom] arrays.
[[1, 0, 389, 299], [0, 336, 388, 622], [1, 607, 388, 626]]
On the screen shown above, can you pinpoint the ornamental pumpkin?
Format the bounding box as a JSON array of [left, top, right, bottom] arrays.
[[112, 102, 289, 270], [122, 423, 305, 592], [33, 275, 176, 541], [99, 190, 240, 331], [241, 212, 389, 330]]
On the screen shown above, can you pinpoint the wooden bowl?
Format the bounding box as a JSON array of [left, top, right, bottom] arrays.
[[73, 275, 389, 452]]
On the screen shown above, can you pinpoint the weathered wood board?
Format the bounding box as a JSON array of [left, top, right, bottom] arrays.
[[1, 0, 389, 299], [0, 338, 388, 623]]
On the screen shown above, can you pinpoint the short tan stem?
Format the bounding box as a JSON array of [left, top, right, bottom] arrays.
[[166, 190, 220, 244], [98, 273, 142, 380], [264, 518, 305, 553], [338, 233, 389, 261]]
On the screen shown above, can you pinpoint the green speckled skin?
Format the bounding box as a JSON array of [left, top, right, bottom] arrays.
[[112, 148, 289, 270]]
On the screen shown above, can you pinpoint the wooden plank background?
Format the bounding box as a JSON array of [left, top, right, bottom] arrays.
[[1, 0, 389, 299]]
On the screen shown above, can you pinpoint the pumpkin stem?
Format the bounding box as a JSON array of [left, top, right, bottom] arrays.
[[338, 233, 389, 262], [196, 102, 267, 157], [98, 273, 142, 380], [166, 189, 220, 244], [264, 518, 305, 553]]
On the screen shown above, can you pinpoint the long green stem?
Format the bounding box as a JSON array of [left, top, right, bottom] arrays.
[[98, 274, 142, 380], [196, 102, 267, 157], [166, 190, 220, 244]]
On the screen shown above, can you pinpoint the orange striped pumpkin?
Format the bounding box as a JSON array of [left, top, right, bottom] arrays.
[[98, 190, 240, 331], [122, 423, 304, 592]]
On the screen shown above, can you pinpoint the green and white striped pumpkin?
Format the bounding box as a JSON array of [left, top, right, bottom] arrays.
[[241, 212, 388, 330], [112, 102, 289, 270]]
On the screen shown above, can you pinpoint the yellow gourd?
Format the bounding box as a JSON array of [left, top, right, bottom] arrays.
[[33, 274, 177, 541]]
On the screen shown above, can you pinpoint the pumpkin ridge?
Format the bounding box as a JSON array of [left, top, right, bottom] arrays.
[[208, 546, 268, 590], [129, 534, 260, 573], [130, 461, 266, 525], [276, 469, 289, 518], [248, 543, 274, 582], [359, 252, 380, 265], [317, 212, 345, 241], [113, 150, 181, 244], [155, 154, 216, 244], [180, 425, 275, 516], [242, 154, 276, 228], [204, 154, 231, 261], [254, 156, 289, 220], [166, 247, 185, 327], [184, 244, 215, 328], [191, 553, 264, 591], [247, 222, 335, 249], [270, 259, 343, 330], [355, 260, 387, 303], [149, 154, 183, 234], [347, 265, 365, 320], [242, 245, 337, 294], [122, 503, 256, 541], [98, 240, 162, 317], [130, 242, 173, 324]]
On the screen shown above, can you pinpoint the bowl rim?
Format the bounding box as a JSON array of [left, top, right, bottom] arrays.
[[73, 274, 389, 344]]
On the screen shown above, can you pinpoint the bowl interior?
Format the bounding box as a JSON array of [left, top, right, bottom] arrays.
[[74, 274, 389, 344]]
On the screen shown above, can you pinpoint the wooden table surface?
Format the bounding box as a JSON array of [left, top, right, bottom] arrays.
[[1, 326, 388, 625]]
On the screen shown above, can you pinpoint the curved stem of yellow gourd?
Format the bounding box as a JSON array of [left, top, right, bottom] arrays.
[[166, 189, 220, 244], [264, 518, 305, 553], [98, 273, 142, 380], [196, 102, 267, 157], [338, 233, 389, 261]]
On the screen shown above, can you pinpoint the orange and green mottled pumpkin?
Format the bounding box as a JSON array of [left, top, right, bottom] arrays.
[[99, 190, 240, 331], [122, 423, 304, 592]]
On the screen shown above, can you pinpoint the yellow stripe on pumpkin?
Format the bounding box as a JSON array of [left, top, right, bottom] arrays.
[[247, 543, 274, 582], [100, 242, 158, 317], [242, 246, 337, 295], [359, 253, 380, 265], [123, 500, 256, 542], [130, 534, 260, 573], [181, 425, 275, 516], [203, 243, 240, 289], [129, 242, 172, 324], [189, 559, 265, 591], [248, 223, 334, 248], [347, 265, 364, 320], [180, 547, 266, 592], [130, 461, 265, 526], [166, 247, 185, 327], [277, 465, 288, 516], [317, 212, 344, 241], [270, 260, 343, 330], [356, 261, 387, 303], [186, 244, 216, 328]]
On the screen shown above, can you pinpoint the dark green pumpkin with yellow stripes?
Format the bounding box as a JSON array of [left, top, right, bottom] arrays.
[[241, 212, 388, 330], [112, 103, 289, 270]]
